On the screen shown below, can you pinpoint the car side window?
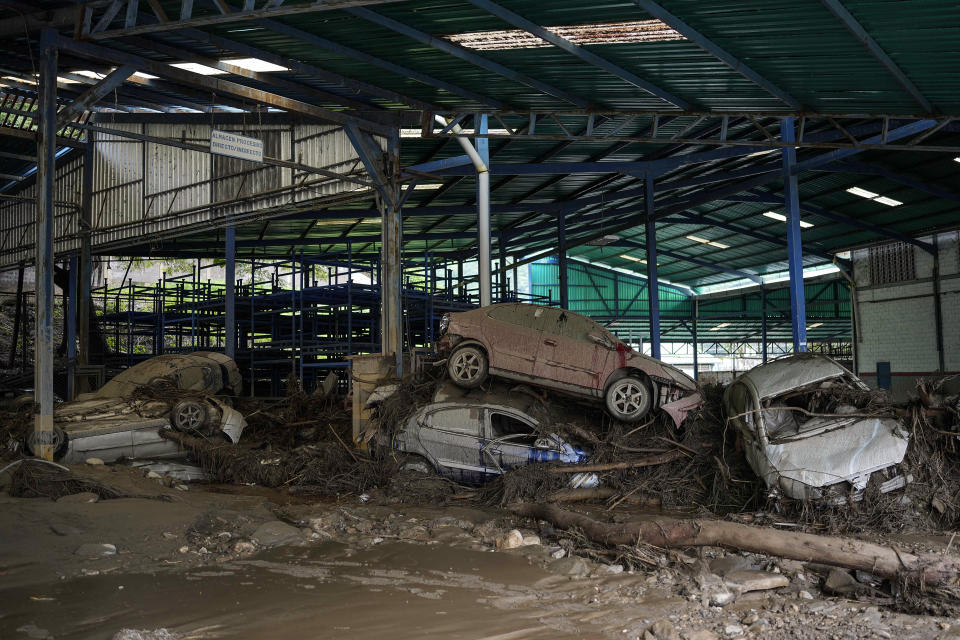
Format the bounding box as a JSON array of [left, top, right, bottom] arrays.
[[539, 307, 567, 336], [558, 313, 596, 341], [489, 411, 538, 445], [424, 407, 481, 437]]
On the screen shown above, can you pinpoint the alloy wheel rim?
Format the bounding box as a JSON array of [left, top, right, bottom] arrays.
[[179, 404, 203, 429], [453, 351, 481, 381], [613, 382, 644, 416]]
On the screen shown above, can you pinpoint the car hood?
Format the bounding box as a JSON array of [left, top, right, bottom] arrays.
[[764, 417, 908, 489], [624, 351, 698, 392]]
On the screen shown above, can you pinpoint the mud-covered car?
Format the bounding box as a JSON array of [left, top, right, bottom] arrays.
[[28, 352, 246, 464], [387, 382, 589, 484], [723, 353, 910, 503], [437, 303, 700, 424]]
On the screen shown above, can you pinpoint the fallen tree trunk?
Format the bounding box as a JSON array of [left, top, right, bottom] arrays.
[[547, 450, 685, 473], [545, 487, 661, 507], [510, 502, 960, 588]]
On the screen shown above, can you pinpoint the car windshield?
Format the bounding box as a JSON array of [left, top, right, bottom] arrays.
[[761, 374, 873, 442]]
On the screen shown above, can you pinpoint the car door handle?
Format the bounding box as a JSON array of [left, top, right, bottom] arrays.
[[543, 339, 558, 346]]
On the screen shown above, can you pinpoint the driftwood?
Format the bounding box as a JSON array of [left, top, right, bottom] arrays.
[[545, 487, 661, 507], [547, 450, 686, 473], [511, 502, 960, 588]]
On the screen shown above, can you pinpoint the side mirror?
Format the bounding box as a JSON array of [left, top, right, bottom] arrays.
[[588, 333, 613, 349]]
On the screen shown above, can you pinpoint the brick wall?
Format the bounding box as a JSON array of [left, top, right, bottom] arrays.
[[853, 231, 960, 399]]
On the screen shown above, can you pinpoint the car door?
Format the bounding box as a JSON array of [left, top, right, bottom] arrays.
[[482, 304, 545, 376], [481, 409, 561, 476], [534, 309, 609, 391], [726, 381, 771, 484], [415, 406, 486, 483]]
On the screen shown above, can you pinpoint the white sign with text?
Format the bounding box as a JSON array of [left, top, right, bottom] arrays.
[[210, 129, 264, 162]]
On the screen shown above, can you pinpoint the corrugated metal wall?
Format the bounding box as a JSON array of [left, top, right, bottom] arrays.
[[0, 123, 371, 266]]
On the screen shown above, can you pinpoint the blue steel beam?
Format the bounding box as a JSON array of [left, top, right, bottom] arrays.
[[781, 117, 807, 352], [792, 119, 937, 172], [819, 0, 933, 113], [56, 64, 136, 129], [346, 7, 591, 108], [630, 1, 803, 109], [645, 175, 661, 359], [465, 0, 691, 110], [614, 239, 763, 283], [820, 160, 960, 207], [405, 155, 473, 174]]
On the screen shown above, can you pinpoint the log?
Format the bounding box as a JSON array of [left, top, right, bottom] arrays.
[[510, 502, 960, 588], [547, 450, 685, 473], [546, 487, 661, 507]]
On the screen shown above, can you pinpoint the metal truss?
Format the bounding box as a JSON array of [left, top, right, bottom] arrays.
[[425, 112, 960, 153]]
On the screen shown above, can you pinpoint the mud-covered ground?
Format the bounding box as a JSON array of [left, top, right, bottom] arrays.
[[1, 463, 957, 640]]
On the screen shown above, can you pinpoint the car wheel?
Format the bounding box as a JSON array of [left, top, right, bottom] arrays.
[[447, 345, 488, 389], [605, 376, 652, 423], [24, 424, 69, 460], [400, 456, 434, 475], [171, 400, 208, 432]]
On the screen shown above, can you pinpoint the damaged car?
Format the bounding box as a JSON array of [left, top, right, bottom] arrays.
[[723, 353, 910, 503], [26, 352, 246, 464], [384, 381, 589, 484], [438, 303, 700, 424]]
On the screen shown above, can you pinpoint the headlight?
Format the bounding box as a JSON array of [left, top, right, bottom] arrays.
[[438, 314, 450, 336]]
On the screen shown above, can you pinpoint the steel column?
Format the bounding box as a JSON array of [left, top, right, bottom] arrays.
[[761, 287, 768, 363], [34, 28, 57, 460], [67, 256, 77, 400], [225, 225, 236, 359], [557, 211, 569, 309], [691, 302, 698, 382], [8, 262, 23, 368], [645, 175, 661, 360], [498, 232, 507, 301], [383, 133, 403, 373], [781, 117, 807, 353], [476, 114, 491, 306], [78, 131, 93, 382]]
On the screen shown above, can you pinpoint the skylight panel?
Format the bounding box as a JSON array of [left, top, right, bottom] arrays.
[[763, 211, 813, 228], [846, 187, 879, 199], [170, 62, 227, 76], [445, 20, 685, 51], [224, 58, 290, 73]]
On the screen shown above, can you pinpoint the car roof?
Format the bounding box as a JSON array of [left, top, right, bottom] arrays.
[[736, 353, 853, 400], [432, 380, 543, 416]]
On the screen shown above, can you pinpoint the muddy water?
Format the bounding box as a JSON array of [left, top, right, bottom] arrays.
[[1, 541, 610, 640]]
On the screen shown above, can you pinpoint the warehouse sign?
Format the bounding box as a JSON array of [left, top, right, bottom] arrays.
[[210, 129, 263, 162]]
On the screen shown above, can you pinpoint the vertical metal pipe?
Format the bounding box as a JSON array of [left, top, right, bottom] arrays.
[[381, 132, 403, 375], [761, 286, 768, 363], [67, 256, 77, 400], [558, 211, 569, 309], [645, 174, 661, 360], [932, 234, 945, 372], [476, 132, 491, 305], [780, 117, 808, 353], [34, 28, 57, 460], [225, 225, 236, 359], [691, 302, 699, 381], [79, 132, 93, 378]]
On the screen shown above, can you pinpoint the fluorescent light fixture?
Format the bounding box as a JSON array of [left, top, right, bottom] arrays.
[[620, 254, 646, 263], [587, 234, 621, 246], [873, 196, 902, 207], [807, 322, 823, 329], [763, 211, 813, 228], [170, 62, 227, 76], [846, 187, 879, 199], [685, 235, 729, 249], [709, 322, 731, 331], [445, 20, 684, 51], [133, 71, 159, 80], [954, 157, 960, 163], [72, 70, 105, 80], [57, 76, 81, 84], [224, 58, 290, 72], [846, 186, 902, 207], [412, 183, 443, 190]]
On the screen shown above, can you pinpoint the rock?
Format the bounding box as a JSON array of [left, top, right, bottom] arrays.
[[75, 543, 117, 557], [57, 491, 100, 503], [824, 569, 862, 596], [309, 512, 346, 533], [174, 484, 189, 492], [709, 555, 750, 576], [723, 624, 743, 637], [520, 534, 541, 547], [549, 556, 590, 577], [747, 619, 769, 634], [605, 564, 624, 575], [232, 540, 256, 555], [549, 547, 566, 560], [85, 458, 105, 466], [645, 619, 681, 640], [251, 521, 302, 547], [684, 631, 719, 640], [741, 614, 758, 625], [496, 529, 524, 550], [697, 573, 735, 606], [723, 569, 789, 592], [178, 546, 189, 554], [145, 471, 162, 480], [49, 523, 84, 536], [798, 590, 814, 600]]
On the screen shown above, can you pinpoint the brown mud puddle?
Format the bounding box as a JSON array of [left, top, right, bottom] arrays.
[[0, 540, 677, 640]]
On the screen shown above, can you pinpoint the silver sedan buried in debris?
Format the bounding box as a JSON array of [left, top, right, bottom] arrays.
[[26, 352, 246, 464], [387, 383, 590, 485], [723, 353, 910, 503]]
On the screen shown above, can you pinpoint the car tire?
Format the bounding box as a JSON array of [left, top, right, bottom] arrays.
[[605, 376, 652, 423], [447, 345, 488, 389], [171, 400, 208, 432], [400, 456, 434, 475], [24, 424, 69, 460]]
